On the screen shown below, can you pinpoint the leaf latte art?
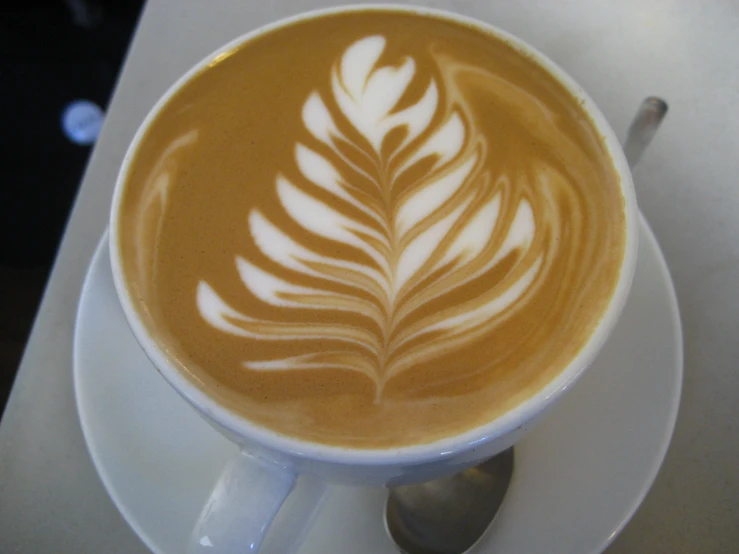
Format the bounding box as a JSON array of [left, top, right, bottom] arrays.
[[197, 36, 546, 401], [117, 11, 626, 447]]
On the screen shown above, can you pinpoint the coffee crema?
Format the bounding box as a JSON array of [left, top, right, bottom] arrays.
[[117, 10, 626, 448]]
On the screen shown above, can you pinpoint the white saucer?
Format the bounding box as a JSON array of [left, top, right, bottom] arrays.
[[74, 214, 682, 554]]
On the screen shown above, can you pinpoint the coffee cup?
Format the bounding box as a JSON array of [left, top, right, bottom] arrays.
[[109, 5, 638, 552]]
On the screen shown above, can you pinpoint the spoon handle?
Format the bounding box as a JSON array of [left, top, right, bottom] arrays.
[[623, 97, 668, 168]]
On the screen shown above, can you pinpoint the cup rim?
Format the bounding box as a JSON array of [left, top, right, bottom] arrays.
[[109, 3, 638, 466]]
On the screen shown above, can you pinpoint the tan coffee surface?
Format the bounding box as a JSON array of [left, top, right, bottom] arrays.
[[117, 10, 626, 448]]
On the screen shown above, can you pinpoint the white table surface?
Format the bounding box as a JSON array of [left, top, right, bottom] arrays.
[[1, 1, 737, 552]]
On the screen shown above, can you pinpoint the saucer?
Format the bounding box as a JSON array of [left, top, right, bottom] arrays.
[[74, 214, 682, 554]]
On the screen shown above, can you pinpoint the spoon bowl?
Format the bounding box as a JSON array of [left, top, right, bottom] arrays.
[[385, 448, 514, 554]]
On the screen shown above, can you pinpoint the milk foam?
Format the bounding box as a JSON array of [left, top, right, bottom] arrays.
[[196, 36, 543, 398]]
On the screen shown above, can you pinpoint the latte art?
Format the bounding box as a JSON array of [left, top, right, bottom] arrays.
[[116, 11, 626, 448], [197, 36, 548, 400]]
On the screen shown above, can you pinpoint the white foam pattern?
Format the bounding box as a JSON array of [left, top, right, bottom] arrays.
[[196, 36, 549, 399]]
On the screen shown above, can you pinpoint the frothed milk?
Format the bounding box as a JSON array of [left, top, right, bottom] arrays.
[[116, 11, 626, 448]]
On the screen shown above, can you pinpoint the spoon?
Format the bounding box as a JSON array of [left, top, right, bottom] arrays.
[[384, 97, 669, 554], [386, 448, 514, 554]]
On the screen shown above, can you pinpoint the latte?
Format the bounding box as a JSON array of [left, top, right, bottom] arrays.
[[116, 10, 626, 448]]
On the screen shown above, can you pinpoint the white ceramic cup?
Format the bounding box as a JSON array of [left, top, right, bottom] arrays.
[[109, 5, 638, 553]]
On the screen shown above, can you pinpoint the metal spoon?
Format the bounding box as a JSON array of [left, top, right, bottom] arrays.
[[386, 448, 514, 554], [623, 97, 669, 168], [384, 97, 669, 554]]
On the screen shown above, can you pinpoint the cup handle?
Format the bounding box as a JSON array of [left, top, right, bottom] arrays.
[[188, 449, 298, 553]]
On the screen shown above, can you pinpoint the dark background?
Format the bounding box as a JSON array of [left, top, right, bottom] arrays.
[[1, 0, 144, 410]]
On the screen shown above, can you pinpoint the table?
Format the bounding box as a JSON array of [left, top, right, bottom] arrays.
[[1, 1, 737, 552]]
